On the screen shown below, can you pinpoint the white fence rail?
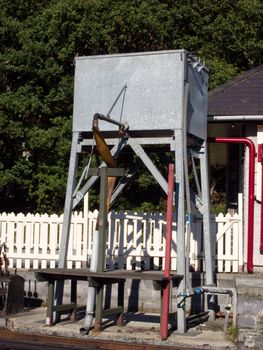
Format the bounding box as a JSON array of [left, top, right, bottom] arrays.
[[0, 210, 243, 272]]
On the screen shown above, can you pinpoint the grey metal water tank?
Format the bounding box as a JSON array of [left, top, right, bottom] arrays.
[[73, 50, 208, 139]]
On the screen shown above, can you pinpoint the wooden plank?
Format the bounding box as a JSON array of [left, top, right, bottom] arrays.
[[34, 268, 183, 282], [88, 277, 125, 287], [103, 306, 123, 317]]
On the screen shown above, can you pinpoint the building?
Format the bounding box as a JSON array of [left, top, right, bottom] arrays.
[[207, 64, 263, 270]]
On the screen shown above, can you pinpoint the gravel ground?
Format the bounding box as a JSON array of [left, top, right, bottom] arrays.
[[4, 307, 237, 350]]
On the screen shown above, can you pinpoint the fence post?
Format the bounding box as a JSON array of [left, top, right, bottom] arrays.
[[238, 192, 244, 272]]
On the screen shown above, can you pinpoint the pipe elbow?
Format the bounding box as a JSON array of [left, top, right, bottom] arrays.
[[92, 113, 100, 130], [79, 326, 90, 335], [80, 312, 94, 335]]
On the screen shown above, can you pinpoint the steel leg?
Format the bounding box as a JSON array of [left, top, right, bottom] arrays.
[[94, 286, 104, 331], [70, 279, 77, 321], [200, 140, 215, 319], [54, 132, 79, 314], [199, 141, 214, 285], [116, 281, 125, 326], [174, 129, 186, 334], [46, 281, 54, 326]]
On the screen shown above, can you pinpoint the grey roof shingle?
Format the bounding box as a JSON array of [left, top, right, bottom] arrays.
[[208, 65, 263, 116]]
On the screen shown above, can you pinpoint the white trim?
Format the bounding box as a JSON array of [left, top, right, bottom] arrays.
[[208, 115, 263, 122]]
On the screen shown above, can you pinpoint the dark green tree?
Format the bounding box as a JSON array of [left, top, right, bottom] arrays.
[[1, 0, 263, 213]]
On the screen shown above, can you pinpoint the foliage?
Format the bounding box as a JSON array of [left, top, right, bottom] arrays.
[[226, 325, 238, 344], [1, 0, 263, 213], [209, 164, 227, 214]]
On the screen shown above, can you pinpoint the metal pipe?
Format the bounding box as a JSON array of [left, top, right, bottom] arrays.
[[208, 137, 256, 273], [80, 116, 120, 335], [201, 286, 237, 328], [261, 160, 263, 252], [183, 83, 193, 295], [160, 164, 174, 340], [80, 230, 99, 335], [93, 113, 128, 132], [258, 144, 263, 253], [178, 286, 237, 328], [208, 115, 263, 122]]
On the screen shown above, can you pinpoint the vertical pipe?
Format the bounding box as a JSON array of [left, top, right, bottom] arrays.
[[209, 137, 255, 273], [80, 166, 109, 335], [174, 128, 186, 333], [259, 144, 263, 253], [175, 56, 187, 334], [200, 140, 214, 286], [160, 164, 174, 340], [200, 140, 215, 322], [261, 160, 263, 252]]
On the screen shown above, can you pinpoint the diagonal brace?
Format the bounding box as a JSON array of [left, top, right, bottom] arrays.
[[128, 138, 168, 194]]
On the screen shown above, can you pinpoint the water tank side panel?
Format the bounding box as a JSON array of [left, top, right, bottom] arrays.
[[187, 63, 208, 140], [72, 52, 185, 133]]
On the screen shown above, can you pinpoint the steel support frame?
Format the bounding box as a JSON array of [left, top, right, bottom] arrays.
[[56, 131, 214, 333], [58, 134, 170, 274], [73, 138, 128, 209], [73, 136, 170, 209]]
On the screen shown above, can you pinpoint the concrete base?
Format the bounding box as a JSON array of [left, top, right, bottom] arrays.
[[3, 307, 236, 350], [235, 275, 263, 349], [8, 269, 263, 349]]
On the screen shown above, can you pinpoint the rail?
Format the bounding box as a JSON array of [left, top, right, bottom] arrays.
[[0, 330, 199, 350]]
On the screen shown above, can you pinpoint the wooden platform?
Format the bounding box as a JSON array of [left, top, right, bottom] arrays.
[[34, 268, 183, 331], [35, 268, 182, 282]]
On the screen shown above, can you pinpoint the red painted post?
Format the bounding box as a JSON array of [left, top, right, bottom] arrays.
[[160, 163, 174, 340], [209, 137, 256, 273]]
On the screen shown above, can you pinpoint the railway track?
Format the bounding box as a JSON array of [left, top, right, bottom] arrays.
[[0, 330, 199, 350]]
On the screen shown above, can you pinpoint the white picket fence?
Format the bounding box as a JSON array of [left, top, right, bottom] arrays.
[[0, 209, 243, 273]]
